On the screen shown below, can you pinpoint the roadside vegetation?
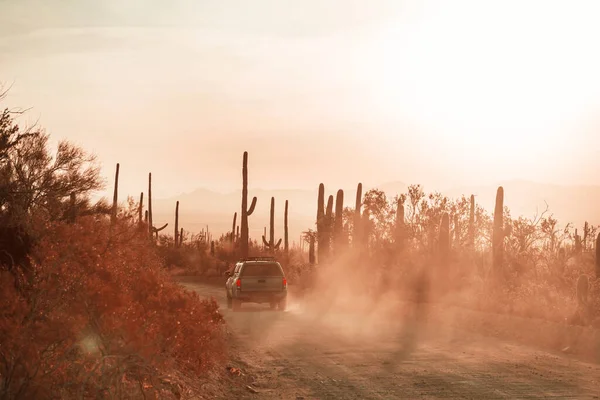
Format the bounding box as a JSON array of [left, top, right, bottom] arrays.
[[0, 88, 225, 399]]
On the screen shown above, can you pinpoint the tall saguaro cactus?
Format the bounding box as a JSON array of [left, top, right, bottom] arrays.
[[138, 192, 144, 226], [262, 197, 282, 253], [174, 201, 180, 248], [317, 184, 327, 263], [468, 195, 475, 249], [111, 163, 119, 224], [334, 189, 345, 253], [325, 195, 334, 258], [148, 173, 153, 240], [492, 187, 504, 273], [316, 184, 336, 263], [240, 152, 258, 258], [354, 183, 362, 248], [284, 200, 289, 253]]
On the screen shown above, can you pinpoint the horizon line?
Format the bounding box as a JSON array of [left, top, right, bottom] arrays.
[[90, 178, 600, 202]]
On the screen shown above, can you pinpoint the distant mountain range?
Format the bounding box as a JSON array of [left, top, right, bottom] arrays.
[[147, 180, 600, 243]]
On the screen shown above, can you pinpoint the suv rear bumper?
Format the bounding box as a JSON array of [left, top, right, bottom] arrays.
[[234, 291, 287, 303]]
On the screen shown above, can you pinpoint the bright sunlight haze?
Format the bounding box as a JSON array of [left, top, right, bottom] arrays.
[[1, 0, 599, 197]]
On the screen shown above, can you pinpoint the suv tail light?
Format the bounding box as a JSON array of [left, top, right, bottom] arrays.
[[236, 278, 241, 289], [282, 277, 287, 288]]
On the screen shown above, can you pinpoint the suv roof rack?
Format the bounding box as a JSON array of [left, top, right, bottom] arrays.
[[239, 256, 276, 262]]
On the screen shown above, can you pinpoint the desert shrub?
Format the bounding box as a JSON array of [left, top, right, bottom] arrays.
[[158, 241, 216, 275], [0, 215, 226, 399]]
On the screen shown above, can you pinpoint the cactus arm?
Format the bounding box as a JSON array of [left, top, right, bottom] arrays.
[[275, 238, 282, 250], [247, 196, 257, 215], [262, 235, 270, 248], [153, 223, 168, 232]]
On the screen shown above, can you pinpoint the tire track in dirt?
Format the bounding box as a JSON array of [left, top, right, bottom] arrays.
[[182, 280, 600, 399]]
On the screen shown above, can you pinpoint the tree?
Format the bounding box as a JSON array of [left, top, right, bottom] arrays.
[[362, 189, 392, 244], [0, 88, 105, 279]]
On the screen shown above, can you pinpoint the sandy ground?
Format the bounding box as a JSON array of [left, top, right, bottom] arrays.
[[180, 279, 600, 399]]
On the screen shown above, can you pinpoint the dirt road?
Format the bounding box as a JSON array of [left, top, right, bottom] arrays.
[[181, 280, 600, 399]]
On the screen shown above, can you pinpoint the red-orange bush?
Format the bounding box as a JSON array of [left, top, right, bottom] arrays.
[[0, 215, 225, 399]]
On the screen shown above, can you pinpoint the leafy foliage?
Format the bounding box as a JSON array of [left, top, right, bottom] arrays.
[[1, 215, 225, 399]]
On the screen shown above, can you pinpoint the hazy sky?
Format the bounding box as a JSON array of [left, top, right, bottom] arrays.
[[1, 0, 599, 199]]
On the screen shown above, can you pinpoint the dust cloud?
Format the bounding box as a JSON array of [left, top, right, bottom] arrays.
[[225, 244, 600, 371]]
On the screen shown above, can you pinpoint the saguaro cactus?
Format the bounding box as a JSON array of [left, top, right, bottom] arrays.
[[210, 240, 215, 256], [317, 183, 326, 262], [468, 194, 475, 249], [179, 228, 184, 247], [111, 163, 119, 224], [334, 189, 345, 253], [284, 200, 289, 253], [439, 212, 450, 264], [354, 183, 362, 248], [492, 187, 504, 273], [148, 173, 153, 240], [174, 201, 180, 248], [316, 185, 335, 263], [240, 152, 257, 258], [325, 194, 334, 256], [575, 229, 582, 253], [262, 197, 282, 253], [138, 192, 144, 226]]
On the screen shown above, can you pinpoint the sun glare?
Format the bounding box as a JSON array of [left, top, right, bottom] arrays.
[[361, 0, 600, 175]]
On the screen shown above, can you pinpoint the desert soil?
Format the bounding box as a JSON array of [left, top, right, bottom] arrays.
[[180, 279, 600, 399]]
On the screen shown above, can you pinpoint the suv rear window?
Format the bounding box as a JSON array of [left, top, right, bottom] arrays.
[[241, 263, 283, 277]]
